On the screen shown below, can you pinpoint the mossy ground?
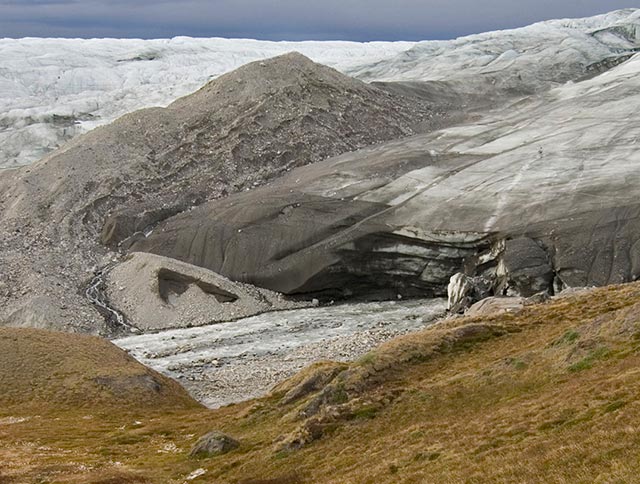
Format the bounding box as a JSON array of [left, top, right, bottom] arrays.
[[3, 283, 640, 483]]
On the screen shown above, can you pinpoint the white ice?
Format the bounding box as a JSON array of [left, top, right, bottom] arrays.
[[349, 9, 640, 84]]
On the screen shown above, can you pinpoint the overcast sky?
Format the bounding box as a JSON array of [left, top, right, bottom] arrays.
[[0, 0, 637, 41]]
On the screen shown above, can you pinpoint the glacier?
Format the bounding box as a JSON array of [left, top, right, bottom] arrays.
[[0, 38, 413, 168], [134, 15, 640, 302], [2, 8, 640, 409], [1, 8, 639, 169]]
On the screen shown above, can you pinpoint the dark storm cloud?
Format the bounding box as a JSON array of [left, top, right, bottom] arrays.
[[0, 0, 76, 4], [0, 0, 637, 40]]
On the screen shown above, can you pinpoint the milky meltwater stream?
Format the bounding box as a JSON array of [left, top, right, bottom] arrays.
[[114, 299, 447, 407]]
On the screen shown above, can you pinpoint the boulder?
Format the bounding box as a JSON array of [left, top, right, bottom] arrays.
[[466, 297, 525, 317], [447, 273, 473, 313], [495, 238, 554, 297], [189, 431, 240, 458], [447, 273, 495, 314]]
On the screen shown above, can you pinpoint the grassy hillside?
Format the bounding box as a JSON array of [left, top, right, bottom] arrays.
[[0, 328, 200, 411], [3, 283, 640, 483]]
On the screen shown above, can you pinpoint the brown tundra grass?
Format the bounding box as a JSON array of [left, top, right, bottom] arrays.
[[3, 283, 640, 483]]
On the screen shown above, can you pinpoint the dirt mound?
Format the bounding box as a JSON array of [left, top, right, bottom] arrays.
[[104, 252, 304, 331], [0, 328, 200, 410]]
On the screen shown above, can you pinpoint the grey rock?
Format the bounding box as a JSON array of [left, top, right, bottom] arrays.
[[466, 297, 525, 317], [189, 431, 240, 458], [495, 238, 554, 297]]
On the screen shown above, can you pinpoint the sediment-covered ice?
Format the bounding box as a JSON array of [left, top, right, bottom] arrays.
[[136, 44, 640, 297]]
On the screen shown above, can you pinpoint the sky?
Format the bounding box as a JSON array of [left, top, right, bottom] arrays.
[[0, 0, 637, 41]]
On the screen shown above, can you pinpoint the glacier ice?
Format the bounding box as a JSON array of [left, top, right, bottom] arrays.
[[1, 8, 639, 169]]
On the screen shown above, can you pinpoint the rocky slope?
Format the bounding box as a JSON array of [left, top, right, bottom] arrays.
[[0, 38, 414, 169], [137, 50, 640, 305], [0, 53, 436, 333]]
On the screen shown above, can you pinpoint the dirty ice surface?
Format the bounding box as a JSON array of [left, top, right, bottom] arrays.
[[114, 298, 447, 408]]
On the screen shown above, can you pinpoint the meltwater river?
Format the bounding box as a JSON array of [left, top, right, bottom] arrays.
[[114, 298, 447, 407]]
